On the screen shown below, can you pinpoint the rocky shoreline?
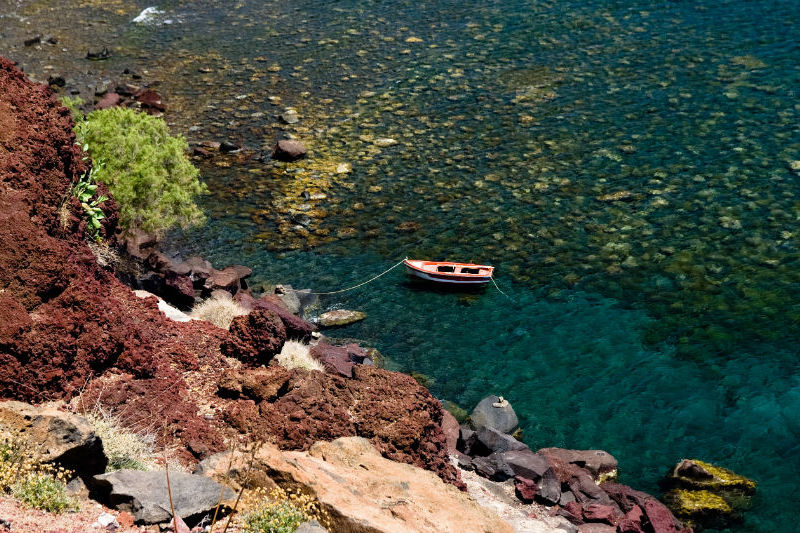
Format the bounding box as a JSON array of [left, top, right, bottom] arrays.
[[0, 55, 757, 533]]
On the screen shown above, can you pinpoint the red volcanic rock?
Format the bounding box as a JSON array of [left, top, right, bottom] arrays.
[[164, 272, 195, 309], [0, 57, 465, 487], [221, 364, 463, 489], [618, 505, 645, 533], [583, 504, 618, 525], [515, 476, 537, 503], [441, 409, 460, 454], [238, 293, 316, 339], [94, 92, 121, 110], [222, 309, 286, 365], [309, 341, 369, 378], [134, 88, 165, 112], [602, 483, 691, 533]]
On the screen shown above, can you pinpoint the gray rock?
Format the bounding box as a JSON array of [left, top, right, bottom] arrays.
[[91, 469, 235, 524], [0, 401, 107, 477], [274, 285, 302, 315], [470, 395, 519, 434], [472, 426, 529, 456], [293, 288, 319, 314], [457, 425, 475, 454], [501, 449, 561, 505], [501, 450, 550, 480], [280, 109, 299, 124], [537, 467, 562, 505], [295, 520, 328, 533], [471, 453, 514, 481]]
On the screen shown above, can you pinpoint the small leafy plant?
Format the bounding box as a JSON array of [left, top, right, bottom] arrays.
[[73, 151, 108, 241]]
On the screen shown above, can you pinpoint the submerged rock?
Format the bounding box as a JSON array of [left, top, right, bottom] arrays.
[[272, 139, 307, 161]]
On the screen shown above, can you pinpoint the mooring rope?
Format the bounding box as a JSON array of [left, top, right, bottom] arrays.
[[491, 275, 512, 299], [302, 260, 406, 295], [289, 258, 512, 298]]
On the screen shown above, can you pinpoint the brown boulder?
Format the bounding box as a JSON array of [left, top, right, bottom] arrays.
[[272, 139, 307, 161], [94, 92, 121, 110], [0, 401, 107, 477], [163, 272, 195, 309], [250, 293, 317, 339], [134, 88, 165, 112], [538, 448, 618, 481], [441, 409, 460, 454], [309, 341, 370, 377], [222, 309, 286, 364], [204, 266, 242, 295]]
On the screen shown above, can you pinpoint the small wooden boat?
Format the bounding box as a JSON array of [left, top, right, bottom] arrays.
[[403, 258, 495, 286]]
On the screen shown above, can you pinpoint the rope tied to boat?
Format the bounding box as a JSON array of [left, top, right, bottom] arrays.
[[299, 260, 406, 295], [288, 258, 512, 298]]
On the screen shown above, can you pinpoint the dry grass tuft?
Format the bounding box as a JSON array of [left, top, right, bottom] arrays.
[[191, 295, 248, 330], [275, 341, 324, 372], [84, 410, 160, 472], [87, 239, 120, 269]]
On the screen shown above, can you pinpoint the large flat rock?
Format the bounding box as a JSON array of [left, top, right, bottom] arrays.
[[200, 437, 514, 533], [92, 469, 234, 524]]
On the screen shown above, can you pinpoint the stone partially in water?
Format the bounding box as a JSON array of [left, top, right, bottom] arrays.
[[661, 458, 756, 529], [272, 139, 307, 161], [318, 309, 367, 327], [470, 395, 519, 434]]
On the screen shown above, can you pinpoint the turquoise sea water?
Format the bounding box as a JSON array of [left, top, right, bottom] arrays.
[[4, 0, 798, 530]]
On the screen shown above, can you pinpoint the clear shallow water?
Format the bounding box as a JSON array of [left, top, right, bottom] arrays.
[[4, 0, 799, 530]]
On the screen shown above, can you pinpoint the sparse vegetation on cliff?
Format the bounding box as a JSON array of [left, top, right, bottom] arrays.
[[191, 294, 249, 330], [0, 438, 77, 513], [242, 487, 323, 533], [73, 107, 207, 235], [275, 341, 324, 372]]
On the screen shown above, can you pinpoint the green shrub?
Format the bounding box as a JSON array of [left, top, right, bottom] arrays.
[[75, 107, 207, 235]]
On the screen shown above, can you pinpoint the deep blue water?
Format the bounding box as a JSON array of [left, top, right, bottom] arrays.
[[6, 0, 797, 530]]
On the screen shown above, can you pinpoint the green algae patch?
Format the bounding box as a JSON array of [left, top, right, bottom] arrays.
[[664, 489, 734, 530]]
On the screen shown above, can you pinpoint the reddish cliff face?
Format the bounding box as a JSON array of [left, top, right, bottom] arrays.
[[0, 55, 227, 460], [0, 57, 460, 486]]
